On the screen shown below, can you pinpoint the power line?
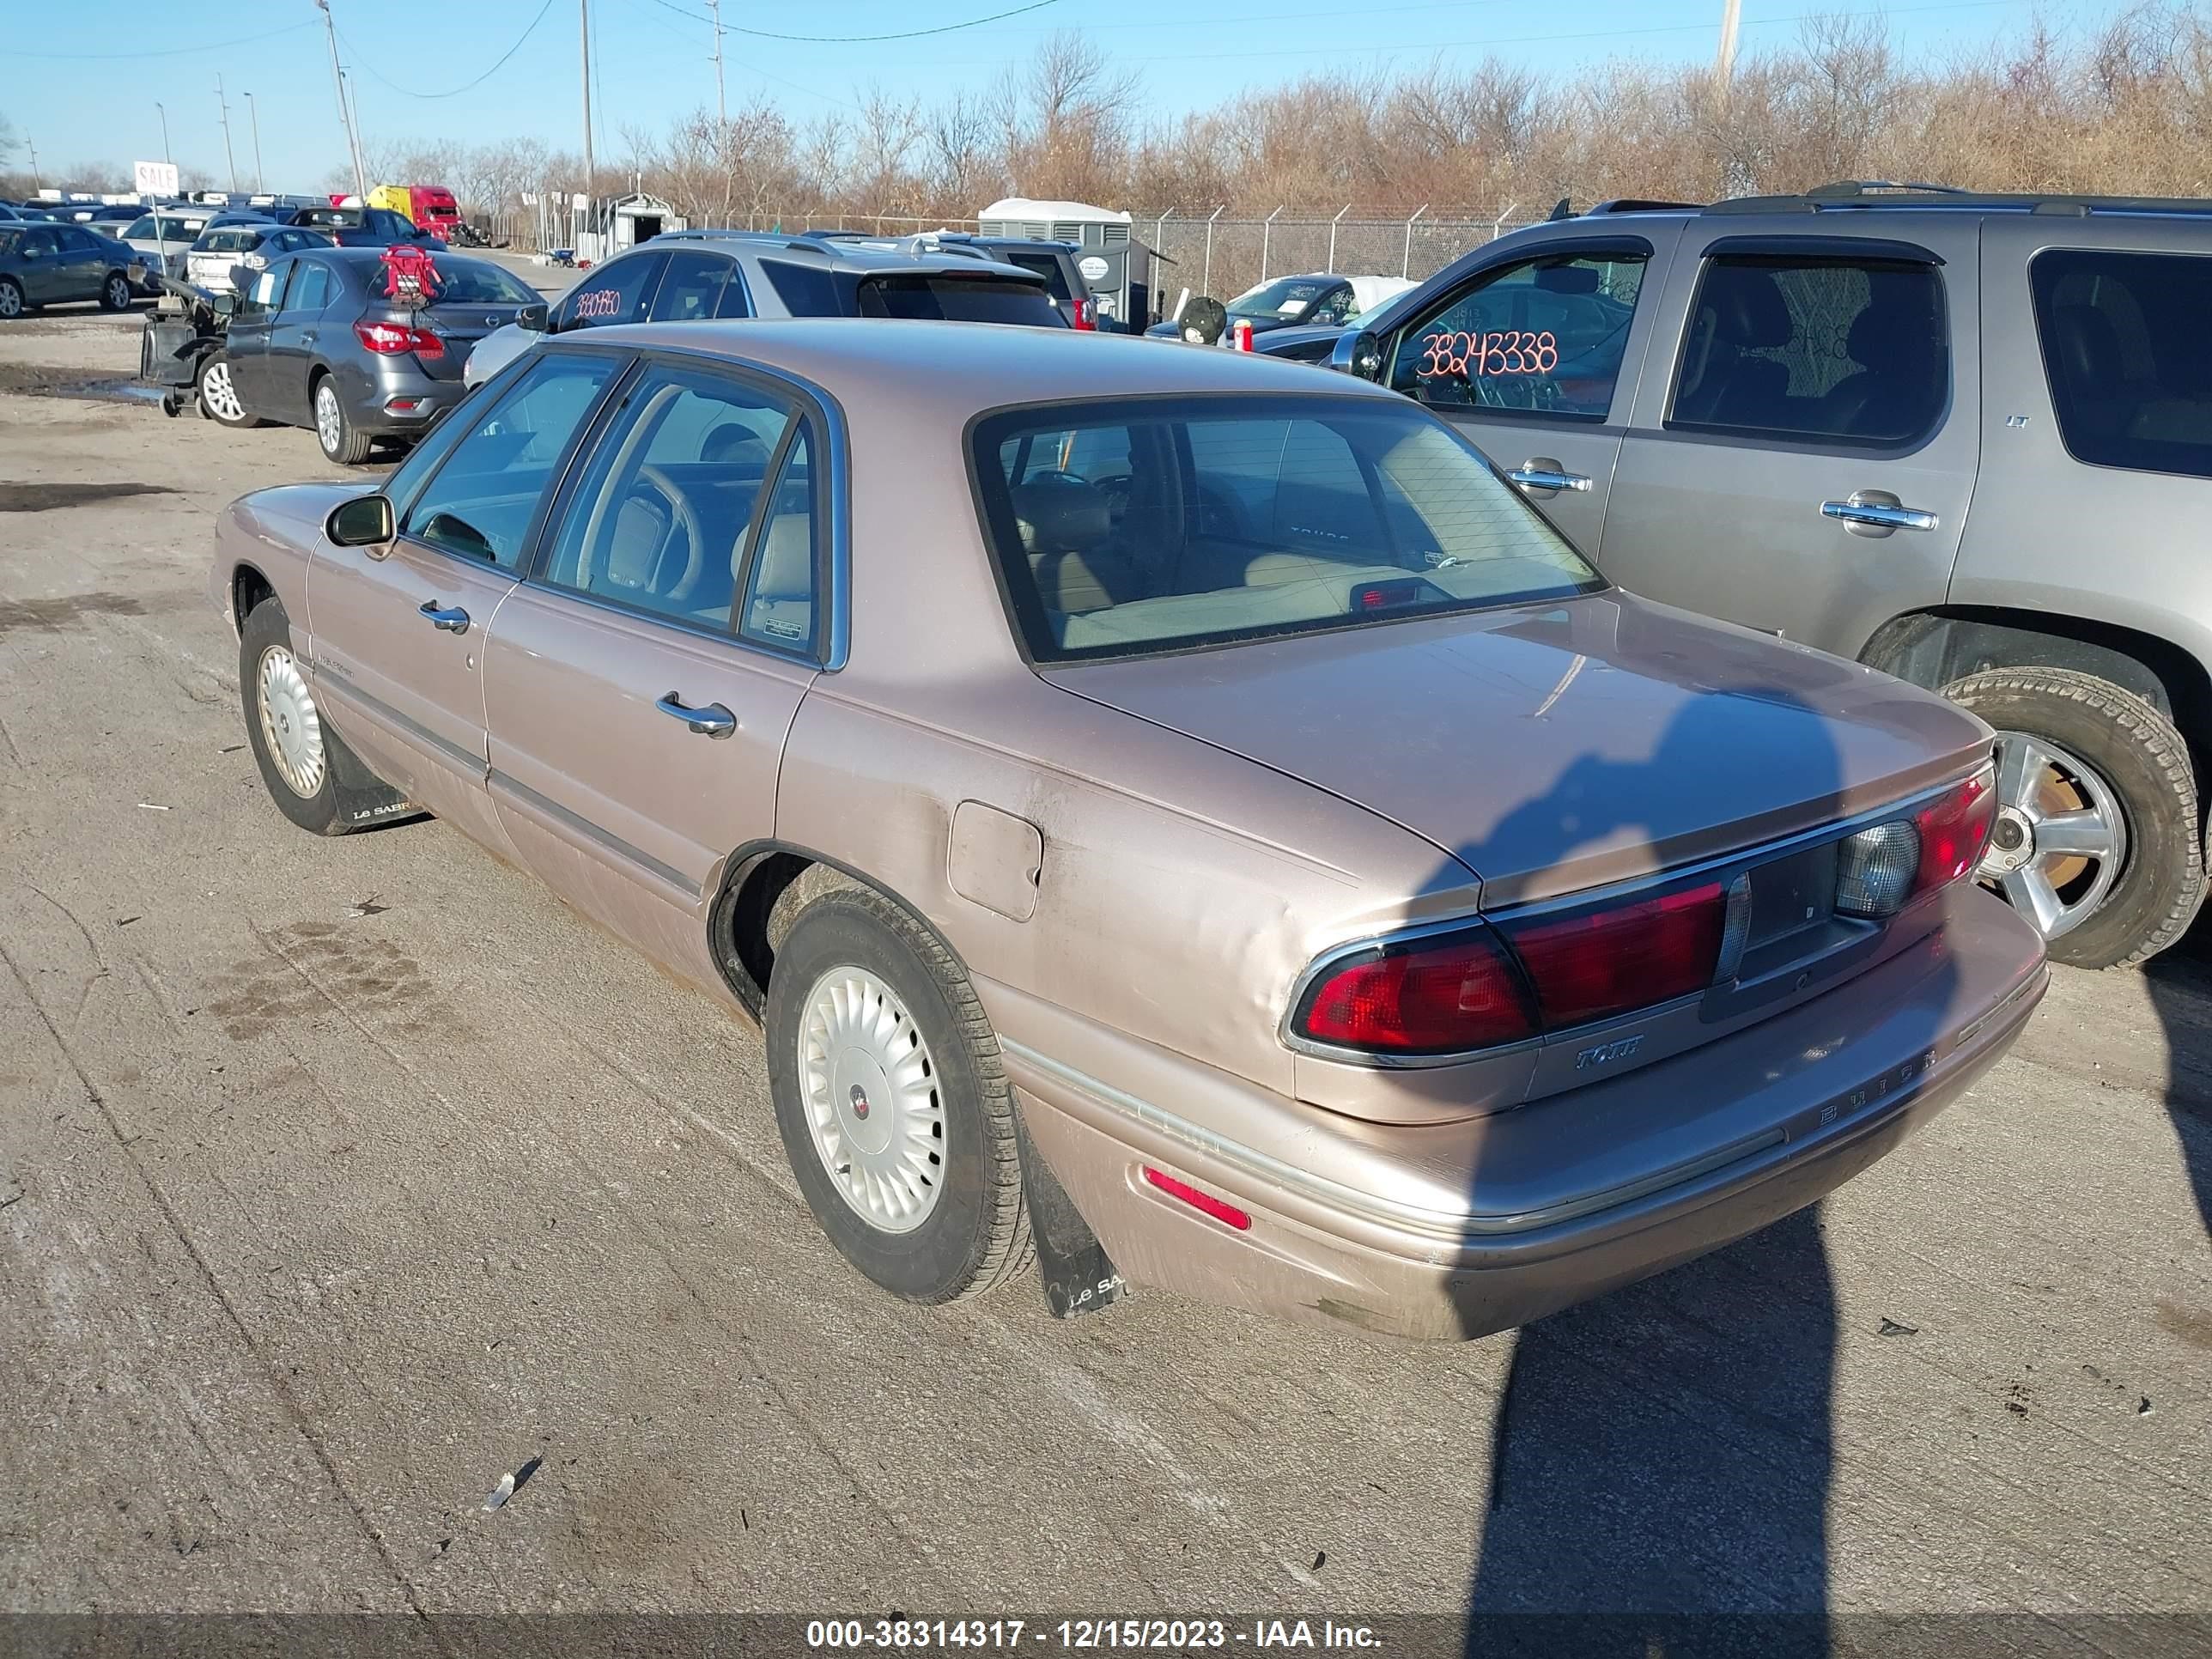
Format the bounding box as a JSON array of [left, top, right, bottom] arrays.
[[337, 0, 559, 100], [15, 21, 317, 59], [639, 0, 1062, 45]]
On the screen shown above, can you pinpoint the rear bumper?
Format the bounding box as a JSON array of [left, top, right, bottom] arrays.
[[334, 356, 459, 435], [999, 890, 2047, 1341]]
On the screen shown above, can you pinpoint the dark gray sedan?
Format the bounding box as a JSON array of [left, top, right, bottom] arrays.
[[0, 221, 141, 318], [198, 246, 545, 464]]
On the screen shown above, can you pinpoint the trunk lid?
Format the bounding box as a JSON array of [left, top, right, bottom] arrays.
[[367, 300, 528, 380], [1047, 591, 1991, 904]]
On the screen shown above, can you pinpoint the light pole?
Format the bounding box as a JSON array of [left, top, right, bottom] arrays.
[[216, 75, 239, 194], [1716, 0, 1741, 85], [315, 0, 369, 201], [242, 92, 264, 193], [155, 101, 173, 167]]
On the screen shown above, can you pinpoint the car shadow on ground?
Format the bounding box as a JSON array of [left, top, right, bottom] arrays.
[[2142, 924, 2212, 1247], [1425, 603, 1966, 1656]]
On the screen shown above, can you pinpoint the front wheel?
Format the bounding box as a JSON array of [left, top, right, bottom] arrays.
[[197, 350, 262, 428], [766, 885, 1031, 1304], [100, 270, 132, 312], [238, 597, 414, 836], [1945, 666, 2204, 969], [313, 375, 375, 465]]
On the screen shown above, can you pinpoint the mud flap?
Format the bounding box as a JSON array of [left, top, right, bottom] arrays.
[[1014, 1115, 1126, 1321], [326, 725, 419, 831]]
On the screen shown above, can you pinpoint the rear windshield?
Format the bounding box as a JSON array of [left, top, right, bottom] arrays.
[[2033, 248, 2212, 480], [974, 395, 1602, 663], [196, 228, 264, 252], [422, 259, 538, 305], [1001, 252, 1075, 305], [1228, 277, 1332, 320], [858, 274, 1065, 326], [294, 207, 361, 228]]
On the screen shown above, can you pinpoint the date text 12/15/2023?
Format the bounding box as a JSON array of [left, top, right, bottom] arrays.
[[805, 1619, 1383, 1649]]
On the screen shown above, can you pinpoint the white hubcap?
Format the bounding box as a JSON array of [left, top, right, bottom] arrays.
[[201, 361, 243, 422], [1977, 729, 2126, 941], [799, 966, 945, 1232], [256, 644, 325, 797], [317, 386, 343, 453]]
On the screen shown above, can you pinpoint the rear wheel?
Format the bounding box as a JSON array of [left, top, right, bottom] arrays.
[[313, 374, 374, 465], [1945, 666, 2203, 969], [197, 351, 262, 428], [0, 277, 25, 320], [766, 885, 1030, 1304], [99, 270, 132, 312]]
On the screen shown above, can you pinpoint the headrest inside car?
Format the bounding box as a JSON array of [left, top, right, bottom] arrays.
[[1012, 478, 1111, 555]]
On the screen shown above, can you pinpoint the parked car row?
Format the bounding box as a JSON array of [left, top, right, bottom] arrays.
[[200, 191, 2049, 1340]]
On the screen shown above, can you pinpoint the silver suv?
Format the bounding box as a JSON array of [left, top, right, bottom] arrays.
[[1332, 180, 2212, 968], [465, 228, 1063, 386]]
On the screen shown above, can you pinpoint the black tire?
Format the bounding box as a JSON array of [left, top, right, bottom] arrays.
[[197, 350, 263, 429], [766, 884, 1031, 1304], [0, 276, 26, 320], [238, 598, 416, 836], [99, 270, 132, 312], [313, 374, 375, 465], [1945, 666, 2203, 969]]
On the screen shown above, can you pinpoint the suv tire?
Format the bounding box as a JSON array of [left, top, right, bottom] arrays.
[[766, 884, 1031, 1304], [1944, 666, 2203, 969]]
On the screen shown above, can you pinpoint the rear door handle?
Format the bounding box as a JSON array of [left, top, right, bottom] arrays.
[[1820, 495, 1938, 533], [418, 602, 471, 633], [1508, 462, 1592, 494], [656, 693, 737, 738], [301, 330, 316, 343]]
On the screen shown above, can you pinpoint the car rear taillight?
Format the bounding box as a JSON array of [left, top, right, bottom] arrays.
[[1915, 763, 1996, 895], [354, 319, 444, 357], [1295, 927, 1535, 1054], [1503, 882, 1728, 1030], [1069, 295, 1097, 330]]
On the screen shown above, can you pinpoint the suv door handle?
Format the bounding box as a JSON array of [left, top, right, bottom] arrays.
[[1508, 460, 1592, 494], [656, 694, 737, 738], [418, 602, 471, 633], [1820, 495, 1939, 533]]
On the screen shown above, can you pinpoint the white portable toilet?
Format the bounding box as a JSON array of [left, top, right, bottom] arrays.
[[977, 198, 1147, 328]]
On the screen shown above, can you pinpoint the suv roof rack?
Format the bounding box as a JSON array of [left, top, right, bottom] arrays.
[[1705, 182, 2212, 217], [1586, 198, 1704, 215]]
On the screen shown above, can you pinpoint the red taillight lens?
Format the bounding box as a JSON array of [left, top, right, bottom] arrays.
[[1141, 1167, 1251, 1231], [1503, 882, 1727, 1030], [353, 319, 444, 357], [1070, 295, 1096, 330], [1914, 764, 1996, 895], [1296, 929, 1534, 1054]]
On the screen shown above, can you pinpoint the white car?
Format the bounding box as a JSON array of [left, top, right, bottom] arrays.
[[119, 210, 212, 287], [183, 222, 328, 294]]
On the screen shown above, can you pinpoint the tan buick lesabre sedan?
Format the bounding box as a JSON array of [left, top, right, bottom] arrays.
[[210, 319, 2046, 1340]]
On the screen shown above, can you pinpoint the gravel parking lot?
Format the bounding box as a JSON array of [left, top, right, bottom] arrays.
[[2, 303, 2209, 1647]]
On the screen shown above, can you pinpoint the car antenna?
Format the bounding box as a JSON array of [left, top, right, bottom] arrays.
[[1547, 197, 1575, 222]]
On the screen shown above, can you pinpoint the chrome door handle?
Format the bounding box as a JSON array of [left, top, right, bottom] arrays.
[[656, 694, 737, 738], [1820, 497, 1938, 532], [1508, 465, 1592, 494], [417, 602, 471, 633], [301, 330, 316, 343]]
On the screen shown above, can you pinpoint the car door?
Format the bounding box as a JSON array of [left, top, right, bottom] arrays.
[[222, 260, 289, 406], [1377, 231, 1680, 556], [1599, 224, 1980, 658], [482, 356, 821, 950], [55, 226, 106, 301], [304, 349, 626, 838], [261, 256, 335, 423], [15, 227, 64, 303]]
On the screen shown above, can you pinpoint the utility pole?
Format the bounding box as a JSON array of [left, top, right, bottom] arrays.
[[155, 102, 172, 166], [216, 75, 239, 194], [579, 0, 597, 226], [1715, 0, 1741, 87], [316, 0, 369, 202], [708, 0, 726, 127], [26, 138, 40, 191], [243, 92, 264, 192]]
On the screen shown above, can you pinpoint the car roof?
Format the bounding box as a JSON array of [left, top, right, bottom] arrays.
[[641, 228, 1046, 283], [562, 316, 1408, 412], [1552, 180, 2212, 226]]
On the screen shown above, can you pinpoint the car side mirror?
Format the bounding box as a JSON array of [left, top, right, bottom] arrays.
[[518, 301, 549, 332], [325, 493, 395, 553], [213, 291, 238, 316], [1333, 329, 1387, 382]]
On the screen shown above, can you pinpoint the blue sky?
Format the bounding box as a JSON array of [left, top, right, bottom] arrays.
[[10, 0, 2110, 191]]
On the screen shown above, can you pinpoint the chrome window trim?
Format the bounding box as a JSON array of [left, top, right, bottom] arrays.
[[1279, 767, 1980, 1068]]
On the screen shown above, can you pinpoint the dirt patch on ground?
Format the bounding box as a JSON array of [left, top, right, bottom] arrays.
[[0, 362, 94, 396], [0, 482, 173, 514], [0, 590, 152, 633]]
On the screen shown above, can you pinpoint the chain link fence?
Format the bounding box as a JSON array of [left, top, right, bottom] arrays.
[[471, 202, 1535, 319]]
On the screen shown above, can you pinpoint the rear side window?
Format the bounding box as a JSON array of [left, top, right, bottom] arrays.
[[2032, 249, 2212, 480], [1390, 251, 1648, 419], [288, 262, 333, 312], [858, 274, 1063, 326], [1670, 256, 1947, 446], [760, 258, 844, 315]]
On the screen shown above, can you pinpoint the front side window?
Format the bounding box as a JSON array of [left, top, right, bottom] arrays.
[[857, 274, 1064, 326], [2032, 248, 2212, 480], [1669, 255, 1947, 445], [543, 363, 796, 628], [976, 396, 1601, 663], [1389, 250, 1648, 418], [401, 353, 620, 569], [557, 252, 664, 329], [649, 251, 732, 322], [1310, 284, 1358, 326]]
